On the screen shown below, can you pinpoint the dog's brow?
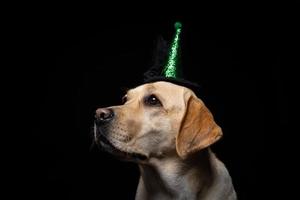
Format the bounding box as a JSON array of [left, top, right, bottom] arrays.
[[145, 85, 156, 93], [126, 89, 133, 96]]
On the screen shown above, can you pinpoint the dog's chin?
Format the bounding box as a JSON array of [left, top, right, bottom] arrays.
[[97, 133, 148, 162]]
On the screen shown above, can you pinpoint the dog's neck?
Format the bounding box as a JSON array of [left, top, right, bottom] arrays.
[[136, 149, 213, 200]]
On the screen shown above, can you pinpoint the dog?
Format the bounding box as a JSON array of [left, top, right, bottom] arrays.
[[94, 81, 237, 200]]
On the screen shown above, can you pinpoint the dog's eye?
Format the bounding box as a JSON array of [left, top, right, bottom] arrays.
[[144, 94, 162, 106], [122, 95, 127, 104]]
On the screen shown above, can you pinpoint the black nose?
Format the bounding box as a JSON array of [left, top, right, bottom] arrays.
[[95, 108, 114, 125]]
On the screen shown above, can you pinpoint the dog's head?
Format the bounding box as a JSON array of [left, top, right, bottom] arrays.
[[94, 81, 222, 162]]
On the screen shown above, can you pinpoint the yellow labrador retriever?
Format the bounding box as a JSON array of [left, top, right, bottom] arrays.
[[94, 81, 237, 200]]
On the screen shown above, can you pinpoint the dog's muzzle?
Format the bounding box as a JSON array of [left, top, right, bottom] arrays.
[[94, 107, 147, 161]]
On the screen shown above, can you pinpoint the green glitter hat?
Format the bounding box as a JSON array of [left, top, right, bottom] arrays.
[[162, 22, 182, 78], [143, 22, 200, 91]]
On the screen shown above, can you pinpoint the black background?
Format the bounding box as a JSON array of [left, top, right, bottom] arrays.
[[8, 7, 288, 200]]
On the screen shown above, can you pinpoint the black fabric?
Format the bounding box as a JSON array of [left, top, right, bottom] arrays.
[[143, 36, 169, 79], [143, 35, 200, 93], [143, 76, 201, 93]]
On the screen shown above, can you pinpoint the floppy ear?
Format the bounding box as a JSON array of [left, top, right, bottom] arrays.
[[176, 95, 223, 159]]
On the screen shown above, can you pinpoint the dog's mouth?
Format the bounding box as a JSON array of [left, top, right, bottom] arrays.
[[97, 131, 148, 161]]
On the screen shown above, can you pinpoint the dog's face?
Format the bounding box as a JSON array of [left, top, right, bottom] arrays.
[[94, 81, 222, 162]]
